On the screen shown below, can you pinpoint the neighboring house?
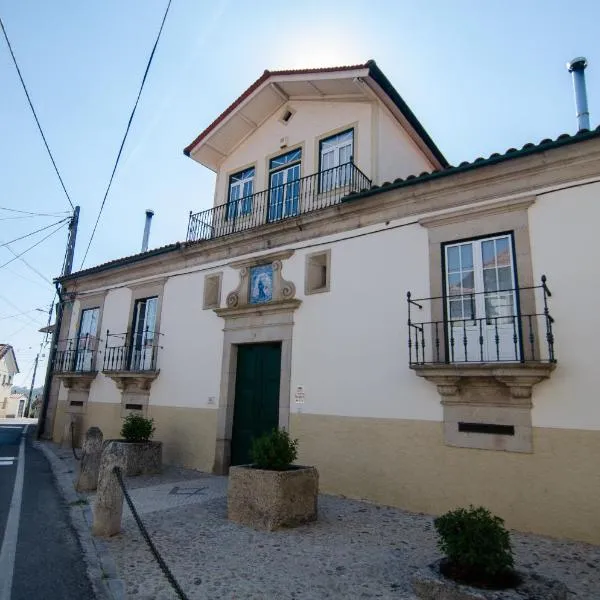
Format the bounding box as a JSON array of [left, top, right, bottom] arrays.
[[0, 345, 19, 418], [44, 61, 600, 543], [4, 394, 26, 419]]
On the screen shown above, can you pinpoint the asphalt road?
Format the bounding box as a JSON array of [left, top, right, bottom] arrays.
[[0, 420, 95, 600]]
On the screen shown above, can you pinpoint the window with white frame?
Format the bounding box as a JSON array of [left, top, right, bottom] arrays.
[[444, 234, 518, 362], [268, 148, 302, 222], [227, 167, 255, 220], [319, 129, 354, 192], [74, 307, 100, 371]]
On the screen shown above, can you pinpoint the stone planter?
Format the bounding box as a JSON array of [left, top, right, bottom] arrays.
[[104, 440, 162, 476], [228, 465, 318, 530], [412, 560, 568, 600]]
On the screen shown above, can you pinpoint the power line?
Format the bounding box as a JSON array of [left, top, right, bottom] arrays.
[[0, 16, 75, 212], [79, 0, 173, 269], [0, 206, 69, 217], [0, 220, 68, 271], [4, 248, 53, 286], [0, 309, 44, 321], [1, 217, 70, 248]]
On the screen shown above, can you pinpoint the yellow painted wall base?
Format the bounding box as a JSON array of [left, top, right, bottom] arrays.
[[290, 413, 600, 544], [53, 401, 217, 473], [148, 405, 217, 472]]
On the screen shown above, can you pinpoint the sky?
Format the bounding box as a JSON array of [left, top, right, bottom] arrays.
[[0, 0, 598, 388]]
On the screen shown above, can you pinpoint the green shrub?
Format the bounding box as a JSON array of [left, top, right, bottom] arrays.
[[250, 428, 298, 470], [120, 413, 155, 442], [434, 505, 514, 578]]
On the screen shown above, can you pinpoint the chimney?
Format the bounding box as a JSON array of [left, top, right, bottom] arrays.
[[141, 209, 154, 253], [566, 57, 591, 131]]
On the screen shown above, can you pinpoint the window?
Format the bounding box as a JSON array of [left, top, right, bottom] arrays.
[[305, 250, 331, 295], [129, 297, 158, 371], [227, 167, 255, 220], [203, 272, 223, 309], [319, 129, 354, 192], [268, 148, 301, 222], [444, 234, 518, 362], [74, 307, 100, 371]]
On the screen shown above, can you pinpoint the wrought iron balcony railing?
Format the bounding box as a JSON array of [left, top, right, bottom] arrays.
[[52, 335, 98, 373], [186, 161, 371, 242], [102, 330, 160, 373], [406, 276, 556, 365]]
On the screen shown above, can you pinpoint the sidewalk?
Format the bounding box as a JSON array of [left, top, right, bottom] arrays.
[[45, 442, 600, 600]]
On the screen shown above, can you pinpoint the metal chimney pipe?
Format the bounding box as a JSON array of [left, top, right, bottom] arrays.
[[567, 57, 591, 131], [141, 209, 154, 252]]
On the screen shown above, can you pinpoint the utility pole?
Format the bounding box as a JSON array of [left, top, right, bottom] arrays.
[[24, 352, 39, 418], [37, 206, 80, 438]]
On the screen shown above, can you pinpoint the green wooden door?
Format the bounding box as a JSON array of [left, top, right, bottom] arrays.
[[230, 342, 282, 466]]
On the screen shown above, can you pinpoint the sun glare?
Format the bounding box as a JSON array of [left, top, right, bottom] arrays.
[[270, 30, 367, 70]]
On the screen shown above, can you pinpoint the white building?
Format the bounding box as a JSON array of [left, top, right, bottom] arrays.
[[0, 345, 19, 418], [43, 61, 600, 543]]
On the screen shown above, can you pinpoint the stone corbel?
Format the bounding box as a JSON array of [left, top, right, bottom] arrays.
[[103, 371, 159, 393], [56, 372, 97, 391], [411, 363, 556, 407]]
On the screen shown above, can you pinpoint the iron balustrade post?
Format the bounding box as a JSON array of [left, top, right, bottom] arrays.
[[541, 275, 556, 362], [478, 318, 484, 362], [407, 292, 413, 365], [528, 315, 535, 360]]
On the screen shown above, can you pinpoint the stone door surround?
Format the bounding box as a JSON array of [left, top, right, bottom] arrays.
[[213, 250, 301, 474]]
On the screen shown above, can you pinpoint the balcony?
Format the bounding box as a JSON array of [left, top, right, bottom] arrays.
[[101, 330, 160, 393], [52, 335, 98, 390], [186, 162, 371, 242], [406, 277, 556, 404]]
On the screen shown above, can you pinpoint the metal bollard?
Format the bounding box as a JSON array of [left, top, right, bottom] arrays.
[[92, 441, 127, 537], [75, 427, 103, 493]]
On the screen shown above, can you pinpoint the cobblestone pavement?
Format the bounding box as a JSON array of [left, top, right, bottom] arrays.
[[107, 478, 600, 599], [48, 444, 600, 599]]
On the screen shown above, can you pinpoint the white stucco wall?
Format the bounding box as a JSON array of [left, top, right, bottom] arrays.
[[289, 222, 441, 421], [62, 179, 600, 435], [149, 272, 224, 409], [213, 98, 435, 207], [376, 105, 434, 183], [529, 181, 600, 430]]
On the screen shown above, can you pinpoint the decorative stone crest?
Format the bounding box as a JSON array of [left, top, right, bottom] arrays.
[[223, 250, 297, 311]]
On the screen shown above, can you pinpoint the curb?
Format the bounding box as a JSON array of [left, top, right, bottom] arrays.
[[34, 440, 127, 600]]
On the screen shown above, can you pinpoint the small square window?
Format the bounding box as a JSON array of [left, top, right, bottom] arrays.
[[203, 273, 223, 310], [305, 250, 331, 295]]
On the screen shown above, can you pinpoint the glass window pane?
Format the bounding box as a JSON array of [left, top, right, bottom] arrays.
[[339, 145, 352, 164], [482, 240, 495, 268], [447, 246, 460, 272], [447, 273, 462, 295], [462, 271, 475, 294], [270, 149, 301, 169], [449, 299, 463, 319], [483, 268, 497, 292], [497, 266, 512, 291], [460, 244, 473, 269], [495, 237, 510, 266], [463, 298, 475, 320]]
